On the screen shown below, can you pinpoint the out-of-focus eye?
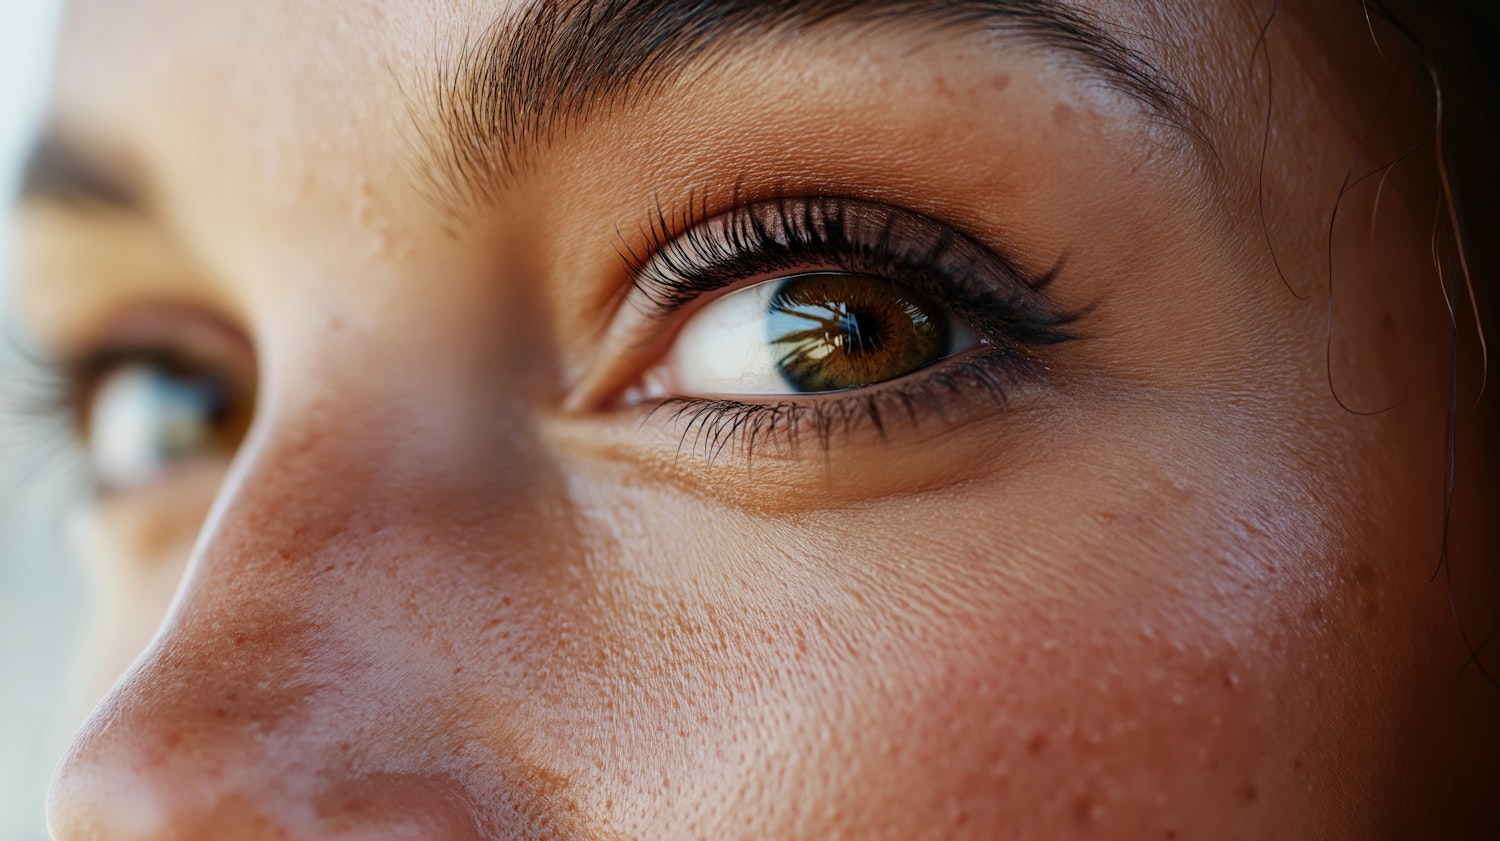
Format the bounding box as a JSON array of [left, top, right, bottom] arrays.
[[655, 271, 981, 397], [82, 356, 250, 490]]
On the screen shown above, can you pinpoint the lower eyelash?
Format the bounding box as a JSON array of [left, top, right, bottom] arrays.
[[639, 347, 1037, 464]]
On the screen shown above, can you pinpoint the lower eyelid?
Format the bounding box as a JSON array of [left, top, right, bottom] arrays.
[[632, 347, 1045, 463]]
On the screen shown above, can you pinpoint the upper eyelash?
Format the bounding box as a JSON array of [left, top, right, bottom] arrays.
[[617, 193, 1082, 348], [7, 342, 202, 437]]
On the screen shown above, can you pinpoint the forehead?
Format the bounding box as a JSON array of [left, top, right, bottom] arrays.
[[40, 0, 1389, 361], [48, 0, 444, 221], [35, 0, 1385, 300], [46, 0, 1253, 169]]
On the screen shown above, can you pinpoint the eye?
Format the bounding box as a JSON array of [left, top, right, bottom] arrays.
[[79, 349, 253, 490], [588, 196, 1084, 459], [661, 271, 982, 397]]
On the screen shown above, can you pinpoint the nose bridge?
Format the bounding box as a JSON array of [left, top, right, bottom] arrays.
[[47, 371, 570, 839]]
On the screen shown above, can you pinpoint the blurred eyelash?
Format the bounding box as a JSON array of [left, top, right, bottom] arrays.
[[615, 193, 1089, 460], [1, 333, 251, 487], [0, 326, 91, 493], [2, 332, 77, 441]]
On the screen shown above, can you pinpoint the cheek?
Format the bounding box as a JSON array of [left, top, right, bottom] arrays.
[[787, 603, 1282, 839], [702, 539, 1287, 837], [61, 390, 1455, 839], [544, 446, 1412, 839], [753, 605, 1308, 837]]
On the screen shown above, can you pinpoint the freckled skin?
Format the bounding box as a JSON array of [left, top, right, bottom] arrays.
[[19, 0, 1500, 839]]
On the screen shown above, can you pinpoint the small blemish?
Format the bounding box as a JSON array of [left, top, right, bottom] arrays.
[[1351, 561, 1374, 587], [1053, 103, 1074, 124], [992, 73, 1012, 92]]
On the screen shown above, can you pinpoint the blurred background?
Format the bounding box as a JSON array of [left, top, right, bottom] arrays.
[[0, 2, 79, 840]]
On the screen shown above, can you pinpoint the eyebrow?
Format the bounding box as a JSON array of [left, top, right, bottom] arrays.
[[16, 132, 143, 210], [419, 0, 1200, 213]]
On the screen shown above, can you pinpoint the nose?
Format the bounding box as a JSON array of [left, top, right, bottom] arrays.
[[45, 390, 585, 840], [46, 584, 484, 840]]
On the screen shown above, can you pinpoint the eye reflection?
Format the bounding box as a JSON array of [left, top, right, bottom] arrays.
[[85, 360, 243, 489], [770, 273, 952, 392], [660, 271, 980, 397]]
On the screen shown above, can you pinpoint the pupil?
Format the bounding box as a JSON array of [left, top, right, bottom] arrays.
[[841, 308, 884, 356]]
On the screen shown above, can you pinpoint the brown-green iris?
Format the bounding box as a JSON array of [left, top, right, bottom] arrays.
[[768, 273, 950, 392]]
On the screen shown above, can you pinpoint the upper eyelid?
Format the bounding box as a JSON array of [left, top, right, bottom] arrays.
[[54, 309, 258, 416]]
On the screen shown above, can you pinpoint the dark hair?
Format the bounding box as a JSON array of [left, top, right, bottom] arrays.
[[1386, 0, 1500, 681]]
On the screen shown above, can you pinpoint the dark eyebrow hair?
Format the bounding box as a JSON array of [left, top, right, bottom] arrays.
[[419, 0, 1201, 214], [16, 132, 142, 210]]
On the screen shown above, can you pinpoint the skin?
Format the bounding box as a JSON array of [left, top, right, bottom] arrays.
[[14, 0, 1500, 838]]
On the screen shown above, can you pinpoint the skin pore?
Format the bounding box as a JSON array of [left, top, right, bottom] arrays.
[[13, 0, 1500, 838]]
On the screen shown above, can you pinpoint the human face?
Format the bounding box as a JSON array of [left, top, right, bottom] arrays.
[[16, 0, 1499, 838]]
